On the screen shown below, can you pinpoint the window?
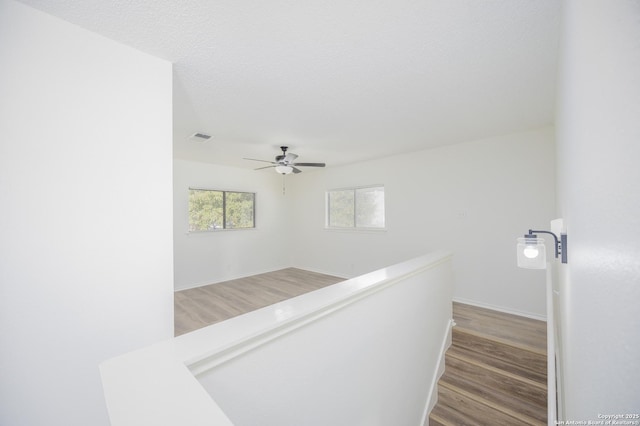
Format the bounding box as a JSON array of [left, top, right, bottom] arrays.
[[326, 185, 385, 229], [188, 189, 255, 231]]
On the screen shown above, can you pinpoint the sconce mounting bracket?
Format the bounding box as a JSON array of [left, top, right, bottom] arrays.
[[527, 229, 568, 263]]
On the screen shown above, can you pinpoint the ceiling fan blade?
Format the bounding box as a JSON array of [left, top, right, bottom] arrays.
[[244, 158, 276, 164], [284, 153, 298, 163], [292, 167, 302, 174], [291, 162, 325, 167], [254, 165, 276, 170]]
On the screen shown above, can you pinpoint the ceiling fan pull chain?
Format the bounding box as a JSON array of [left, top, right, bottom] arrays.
[[282, 174, 286, 195]]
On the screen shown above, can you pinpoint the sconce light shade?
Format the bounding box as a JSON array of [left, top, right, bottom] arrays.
[[517, 236, 547, 269], [275, 165, 293, 175]]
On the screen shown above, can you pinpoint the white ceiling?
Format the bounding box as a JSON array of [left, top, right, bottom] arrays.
[[19, 0, 560, 170]]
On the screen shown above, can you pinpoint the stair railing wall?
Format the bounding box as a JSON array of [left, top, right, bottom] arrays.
[[100, 251, 454, 426]]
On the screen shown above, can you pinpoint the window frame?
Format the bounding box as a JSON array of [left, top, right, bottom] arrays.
[[325, 185, 386, 231], [188, 188, 256, 233]]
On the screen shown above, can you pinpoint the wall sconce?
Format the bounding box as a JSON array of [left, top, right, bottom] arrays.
[[517, 229, 568, 269]]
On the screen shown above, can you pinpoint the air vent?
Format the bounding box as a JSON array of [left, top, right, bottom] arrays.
[[189, 132, 212, 142]]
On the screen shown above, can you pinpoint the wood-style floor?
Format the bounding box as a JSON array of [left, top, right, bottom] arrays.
[[429, 302, 547, 425], [176, 271, 548, 424], [174, 268, 344, 336]]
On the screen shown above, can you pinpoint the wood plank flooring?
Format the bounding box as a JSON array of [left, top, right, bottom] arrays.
[[452, 302, 546, 354], [174, 268, 344, 336], [176, 274, 548, 424], [429, 302, 547, 425]]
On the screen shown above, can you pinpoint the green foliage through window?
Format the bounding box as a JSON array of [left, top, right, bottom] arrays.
[[327, 186, 385, 229], [189, 189, 255, 231]]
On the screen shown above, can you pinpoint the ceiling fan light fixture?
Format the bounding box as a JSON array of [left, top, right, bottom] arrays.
[[275, 165, 293, 175]]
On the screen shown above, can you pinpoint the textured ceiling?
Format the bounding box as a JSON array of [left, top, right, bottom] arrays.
[[19, 0, 560, 169]]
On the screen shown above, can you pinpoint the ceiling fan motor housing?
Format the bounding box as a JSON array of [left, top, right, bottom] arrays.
[[276, 146, 289, 163]]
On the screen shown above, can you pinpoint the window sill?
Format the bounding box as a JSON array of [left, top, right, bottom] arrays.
[[324, 227, 387, 234], [186, 228, 257, 235]]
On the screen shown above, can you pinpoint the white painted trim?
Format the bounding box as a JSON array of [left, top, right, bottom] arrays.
[[546, 265, 557, 424], [548, 218, 563, 423], [174, 265, 291, 292], [323, 227, 388, 233], [288, 265, 351, 280], [422, 318, 454, 424], [453, 297, 547, 322], [185, 227, 258, 235]]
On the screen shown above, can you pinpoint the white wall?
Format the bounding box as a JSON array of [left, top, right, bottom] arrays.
[[0, 2, 174, 425], [288, 128, 556, 318], [173, 159, 291, 290], [194, 252, 453, 426], [556, 0, 640, 419]]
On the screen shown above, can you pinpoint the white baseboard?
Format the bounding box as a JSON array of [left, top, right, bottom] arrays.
[[175, 265, 350, 292], [422, 318, 454, 424], [453, 297, 547, 322], [174, 265, 291, 292], [288, 265, 350, 280]]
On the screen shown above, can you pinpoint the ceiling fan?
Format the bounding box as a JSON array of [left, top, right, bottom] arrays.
[[244, 146, 326, 175]]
